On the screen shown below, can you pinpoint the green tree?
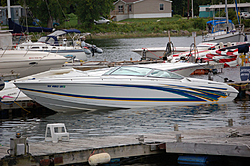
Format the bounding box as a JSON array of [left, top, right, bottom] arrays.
[[0, 0, 19, 6], [215, 8, 238, 21], [74, 0, 114, 27], [19, 0, 70, 28]]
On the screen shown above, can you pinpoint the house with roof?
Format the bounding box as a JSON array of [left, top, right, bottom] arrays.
[[0, 5, 24, 25], [199, 2, 250, 18], [111, 0, 172, 21]]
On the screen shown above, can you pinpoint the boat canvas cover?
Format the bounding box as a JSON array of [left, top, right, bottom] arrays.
[[47, 29, 81, 37], [8, 19, 53, 33], [37, 29, 81, 45], [206, 19, 234, 34]]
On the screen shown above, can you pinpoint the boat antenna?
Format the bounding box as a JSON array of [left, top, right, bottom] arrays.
[[225, 0, 229, 33]]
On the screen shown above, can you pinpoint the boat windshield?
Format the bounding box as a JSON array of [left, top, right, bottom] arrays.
[[103, 66, 184, 79]]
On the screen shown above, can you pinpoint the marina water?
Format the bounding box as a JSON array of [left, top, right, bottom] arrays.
[[0, 36, 250, 164]]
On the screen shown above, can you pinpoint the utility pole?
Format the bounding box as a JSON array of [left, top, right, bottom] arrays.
[[187, 0, 190, 19]]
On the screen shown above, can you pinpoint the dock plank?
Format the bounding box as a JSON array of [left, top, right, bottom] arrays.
[[166, 142, 250, 157], [1, 126, 250, 165]]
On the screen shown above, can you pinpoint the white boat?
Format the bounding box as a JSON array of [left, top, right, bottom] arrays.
[[202, 19, 246, 43], [1, 61, 206, 103], [0, 50, 67, 80], [14, 64, 238, 112], [15, 29, 103, 61], [0, 68, 75, 102], [202, 1, 245, 43], [0, 81, 31, 102], [131, 42, 218, 60], [167, 42, 248, 64]]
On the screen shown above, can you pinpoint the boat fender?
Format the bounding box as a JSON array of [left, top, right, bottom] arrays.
[[88, 153, 111, 166], [95, 48, 103, 54], [0, 77, 5, 91], [83, 47, 92, 55]]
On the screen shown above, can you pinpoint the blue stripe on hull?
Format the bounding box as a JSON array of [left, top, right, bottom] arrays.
[[19, 83, 227, 103]]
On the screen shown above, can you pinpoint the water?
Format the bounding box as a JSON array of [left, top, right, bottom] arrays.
[[86, 36, 203, 62], [0, 36, 250, 165], [1, 102, 249, 145]]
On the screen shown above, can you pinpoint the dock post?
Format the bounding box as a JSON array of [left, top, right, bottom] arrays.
[[176, 134, 182, 142], [228, 119, 233, 127], [8, 109, 12, 119], [136, 135, 146, 143], [174, 124, 179, 131]]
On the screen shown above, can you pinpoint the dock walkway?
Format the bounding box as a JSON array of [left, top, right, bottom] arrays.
[[1, 126, 250, 165]]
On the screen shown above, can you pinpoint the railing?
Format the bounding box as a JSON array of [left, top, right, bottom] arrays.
[[202, 23, 245, 41]]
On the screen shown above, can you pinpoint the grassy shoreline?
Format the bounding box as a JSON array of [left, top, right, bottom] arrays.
[[88, 30, 205, 39], [7, 15, 250, 40], [60, 15, 208, 40]]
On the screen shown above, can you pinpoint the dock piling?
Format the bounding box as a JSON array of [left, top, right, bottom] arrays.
[[176, 134, 183, 142], [228, 119, 234, 127], [174, 124, 179, 131], [136, 135, 146, 143]]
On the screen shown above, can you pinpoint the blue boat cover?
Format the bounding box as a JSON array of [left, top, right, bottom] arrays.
[[63, 29, 81, 33], [206, 19, 233, 26], [206, 19, 234, 34], [8, 19, 53, 33]]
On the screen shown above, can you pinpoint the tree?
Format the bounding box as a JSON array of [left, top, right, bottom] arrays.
[[0, 0, 19, 6], [74, 0, 114, 27], [19, 0, 70, 28]]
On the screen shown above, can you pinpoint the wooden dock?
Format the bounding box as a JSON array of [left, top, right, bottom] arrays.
[[1, 126, 249, 166]]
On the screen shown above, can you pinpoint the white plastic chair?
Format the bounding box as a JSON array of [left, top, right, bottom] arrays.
[[45, 123, 69, 143]]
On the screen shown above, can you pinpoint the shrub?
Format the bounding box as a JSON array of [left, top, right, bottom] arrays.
[[192, 18, 206, 30]]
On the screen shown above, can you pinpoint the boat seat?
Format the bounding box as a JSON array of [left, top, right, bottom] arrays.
[[45, 123, 69, 143]]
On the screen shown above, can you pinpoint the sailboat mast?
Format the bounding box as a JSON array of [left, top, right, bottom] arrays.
[[7, 0, 11, 19], [225, 0, 229, 33]]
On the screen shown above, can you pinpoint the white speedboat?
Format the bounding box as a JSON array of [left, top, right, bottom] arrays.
[[131, 42, 218, 60], [14, 65, 238, 112], [167, 42, 248, 64], [0, 50, 67, 80], [1, 62, 206, 103]]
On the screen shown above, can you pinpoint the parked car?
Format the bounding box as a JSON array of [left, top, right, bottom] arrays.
[[94, 17, 111, 25], [240, 12, 250, 19]]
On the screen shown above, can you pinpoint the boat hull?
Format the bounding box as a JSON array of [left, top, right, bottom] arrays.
[[15, 78, 238, 112], [202, 32, 245, 43], [17, 47, 87, 61], [0, 50, 67, 79]]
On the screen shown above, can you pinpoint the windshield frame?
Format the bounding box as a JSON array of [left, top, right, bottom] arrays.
[[103, 66, 184, 79]]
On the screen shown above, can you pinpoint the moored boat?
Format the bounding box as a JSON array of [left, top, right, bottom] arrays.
[[0, 50, 67, 80], [202, 19, 246, 43], [14, 65, 239, 112]]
